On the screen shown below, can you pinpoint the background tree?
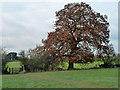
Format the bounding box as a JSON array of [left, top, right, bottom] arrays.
[[35, 45, 59, 71], [19, 50, 29, 72], [42, 2, 114, 70], [19, 50, 26, 58], [19, 46, 59, 72], [6, 52, 18, 61], [0, 48, 9, 74]]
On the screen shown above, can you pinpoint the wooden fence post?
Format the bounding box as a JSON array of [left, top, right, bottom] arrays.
[[9, 68, 11, 74], [12, 68, 14, 74]]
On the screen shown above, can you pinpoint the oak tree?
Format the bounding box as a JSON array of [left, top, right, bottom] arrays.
[[42, 2, 114, 70]]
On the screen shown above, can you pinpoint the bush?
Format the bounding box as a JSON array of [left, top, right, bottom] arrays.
[[2, 57, 10, 74], [20, 54, 59, 72], [99, 56, 120, 68], [40, 54, 59, 71]]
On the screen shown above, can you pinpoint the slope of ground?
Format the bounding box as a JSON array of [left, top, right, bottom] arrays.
[[2, 68, 118, 88]]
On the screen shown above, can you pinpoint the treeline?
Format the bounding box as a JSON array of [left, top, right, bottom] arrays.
[[1, 48, 61, 74], [1, 47, 120, 74], [19, 50, 59, 72]]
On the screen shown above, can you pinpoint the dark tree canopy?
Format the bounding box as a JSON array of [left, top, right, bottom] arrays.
[[7, 52, 18, 61], [41, 2, 114, 70]]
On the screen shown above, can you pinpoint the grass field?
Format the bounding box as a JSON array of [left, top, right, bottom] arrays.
[[2, 68, 118, 88], [0, 75, 2, 89], [6, 61, 21, 68], [6, 61, 22, 73]]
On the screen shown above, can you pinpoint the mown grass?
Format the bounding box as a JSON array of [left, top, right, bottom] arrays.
[[2, 68, 118, 88], [0, 75, 2, 89]]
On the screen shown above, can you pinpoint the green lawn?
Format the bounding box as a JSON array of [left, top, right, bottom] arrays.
[[6, 61, 22, 73], [0, 75, 2, 89], [6, 61, 21, 68], [2, 68, 118, 88]]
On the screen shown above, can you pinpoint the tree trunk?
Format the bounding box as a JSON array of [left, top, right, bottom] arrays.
[[68, 61, 74, 70]]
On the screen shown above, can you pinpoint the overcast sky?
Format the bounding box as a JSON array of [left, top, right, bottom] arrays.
[[0, 0, 118, 54]]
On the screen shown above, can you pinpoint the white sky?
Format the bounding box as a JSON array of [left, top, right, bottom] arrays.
[[0, 0, 119, 54]]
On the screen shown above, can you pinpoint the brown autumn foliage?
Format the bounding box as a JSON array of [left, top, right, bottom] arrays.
[[39, 2, 114, 70]]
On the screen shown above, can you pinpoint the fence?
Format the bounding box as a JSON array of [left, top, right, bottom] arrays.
[[8, 67, 22, 74]]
